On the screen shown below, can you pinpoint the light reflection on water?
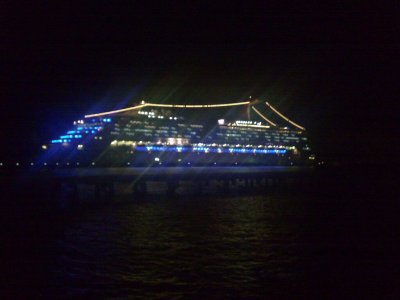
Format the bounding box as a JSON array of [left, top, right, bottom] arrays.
[[2, 181, 398, 299], [51, 194, 309, 298]]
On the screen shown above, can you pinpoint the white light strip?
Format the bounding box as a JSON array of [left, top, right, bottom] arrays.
[[251, 106, 277, 126], [84, 101, 251, 118], [230, 123, 271, 129], [265, 102, 305, 131]]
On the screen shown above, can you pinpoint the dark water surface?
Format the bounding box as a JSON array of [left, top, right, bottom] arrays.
[[1, 166, 399, 299]]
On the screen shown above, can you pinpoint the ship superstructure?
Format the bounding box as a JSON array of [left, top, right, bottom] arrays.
[[44, 100, 313, 166]]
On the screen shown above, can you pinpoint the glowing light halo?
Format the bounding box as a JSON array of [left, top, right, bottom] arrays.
[[265, 102, 305, 131], [251, 106, 277, 126], [84, 101, 251, 118]]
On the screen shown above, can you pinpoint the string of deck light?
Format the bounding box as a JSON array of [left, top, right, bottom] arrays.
[[84, 104, 148, 118], [84, 100, 305, 130], [85, 101, 251, 118], [265, 102, 305, 131], [251, 106, 277, 127], [145, 101, 251, 108]]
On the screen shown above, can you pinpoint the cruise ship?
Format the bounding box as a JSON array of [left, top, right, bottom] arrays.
[[44, 99, 313, 166]]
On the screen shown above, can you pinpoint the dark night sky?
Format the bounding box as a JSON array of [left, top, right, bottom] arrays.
[[1, 2, 399, 164]]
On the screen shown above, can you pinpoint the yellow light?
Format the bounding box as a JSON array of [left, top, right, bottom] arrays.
[[41, 144, 47, 150], [265, 102, 305, 131], [251, 106, 277, 126], [146, 102, 250, 108], [84, 101, 251, 118], [84, 104, 148, 118]]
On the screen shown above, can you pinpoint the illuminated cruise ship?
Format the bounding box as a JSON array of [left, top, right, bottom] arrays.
[[44, 99, 313, 166]]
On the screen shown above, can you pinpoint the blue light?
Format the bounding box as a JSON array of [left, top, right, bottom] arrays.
[[134, 146, 286, 155], [67, 131, 75, 134]]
